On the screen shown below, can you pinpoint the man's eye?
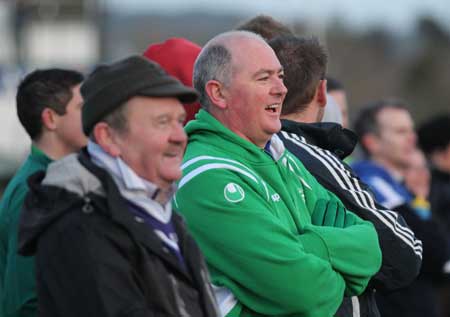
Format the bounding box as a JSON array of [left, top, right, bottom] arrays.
[[258, 77, 269, 81], [156, 118, 170, 126], [279, 73, 285, 80]]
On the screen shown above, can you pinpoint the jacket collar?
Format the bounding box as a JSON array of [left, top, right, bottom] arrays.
[[186, 109, 286, 162], [87, 140, 175, 223], [77, 149, 194, 281], [281, 120, 357, 159], [30, 144, 53, 166]]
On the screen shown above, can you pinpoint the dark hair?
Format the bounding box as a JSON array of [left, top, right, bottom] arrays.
[[417, 113, 450, 154], [269, 35, 327, 115], [353, 98, 409, 155], [326, 76, 344, 92], [236, 15, 293, 41], [16, 68, 84, 140]]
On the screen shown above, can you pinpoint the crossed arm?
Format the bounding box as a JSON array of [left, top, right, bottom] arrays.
[[175, 168, 381, 316]]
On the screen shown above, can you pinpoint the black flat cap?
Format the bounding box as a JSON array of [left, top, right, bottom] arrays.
[[81, 55, 198, 135]]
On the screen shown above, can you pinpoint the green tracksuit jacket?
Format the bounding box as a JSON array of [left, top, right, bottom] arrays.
[[0, 146, 51, 317], [175, 110, 382, 317]]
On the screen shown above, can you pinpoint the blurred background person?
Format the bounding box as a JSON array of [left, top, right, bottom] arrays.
[[235, 14, 294, 40], [326, 76, 349, 128], [402, 147, 450, 317], [322, 94, 344, 125], [404, 147, 432, 214], [352, 100, 450, 317], [352, 99, 416, 209], [418, 114, 450, 235], [143, 37, 202, 125], [418, 114, 450, 317], [0, 68, 86, 317]]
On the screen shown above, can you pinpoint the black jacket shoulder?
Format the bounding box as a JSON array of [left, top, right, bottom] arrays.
[[18, 150, 219, 317]]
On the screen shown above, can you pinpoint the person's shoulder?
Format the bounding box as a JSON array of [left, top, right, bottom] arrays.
[[431, 167, 450, 182], [351, 160, 385, 175], [0, 165, 35, 218], [38, 193, 107, 243]]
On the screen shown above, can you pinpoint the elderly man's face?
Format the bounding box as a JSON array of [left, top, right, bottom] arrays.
[[222, 38, 287, 148], [112, 96, 187, 189]]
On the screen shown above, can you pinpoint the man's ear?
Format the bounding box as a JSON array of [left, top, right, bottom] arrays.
[[361, 133, 380, 155], [92, 122, 122, 157], [317, 79, 327, 107], [205, 80, 227, 109], [41, 108, 58, 131]]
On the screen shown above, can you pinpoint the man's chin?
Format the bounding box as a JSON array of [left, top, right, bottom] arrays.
[[267, 122, 282, 135]]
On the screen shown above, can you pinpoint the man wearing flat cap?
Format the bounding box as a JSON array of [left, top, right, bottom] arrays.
[[17, 56, 219, 317]]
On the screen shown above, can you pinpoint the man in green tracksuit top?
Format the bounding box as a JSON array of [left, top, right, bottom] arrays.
[[0, 69, 86, 317], [174, 31, 382, 317], [0, 146, 51, 316]]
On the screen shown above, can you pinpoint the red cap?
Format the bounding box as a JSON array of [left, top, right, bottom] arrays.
[[143, 38, 202, 125]]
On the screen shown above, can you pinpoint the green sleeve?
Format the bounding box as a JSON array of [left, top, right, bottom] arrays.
[[301, 223, 381, 296], [0, 184, 37, 317], [289, 157, 382, 296], [175, 169, 346, 317]]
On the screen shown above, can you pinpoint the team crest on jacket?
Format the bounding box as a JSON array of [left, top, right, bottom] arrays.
[[224, 182, 245, 203]]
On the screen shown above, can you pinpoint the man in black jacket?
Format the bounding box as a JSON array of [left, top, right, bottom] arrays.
[[269, 35, 422, 317], [18, 56, 219, 317], [418, 114, 450, 234]]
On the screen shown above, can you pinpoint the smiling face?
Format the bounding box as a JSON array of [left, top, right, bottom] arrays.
[[110, 96, 187, 189], [221, 37, 287, 148]]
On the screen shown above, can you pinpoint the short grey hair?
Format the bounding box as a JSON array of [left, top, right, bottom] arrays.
[[193, 44, 232, 110], [193, 31, 266, 110], [89, 102, 129, 142]]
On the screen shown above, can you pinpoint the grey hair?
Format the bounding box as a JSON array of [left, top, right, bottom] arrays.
[[193, 44, 232, 110], [193, 31, 266, 110], [88, 102, 129, 142]]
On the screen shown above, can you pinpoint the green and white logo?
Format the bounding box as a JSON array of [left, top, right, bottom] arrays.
[[224, 182, 245, 203]]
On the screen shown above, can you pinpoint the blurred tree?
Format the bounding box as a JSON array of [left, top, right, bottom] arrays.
[[402, 16, 450, 121]]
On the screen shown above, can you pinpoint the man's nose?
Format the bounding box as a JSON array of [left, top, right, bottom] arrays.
[[272, 77, 288, 97], [171, 122, 188, 143]]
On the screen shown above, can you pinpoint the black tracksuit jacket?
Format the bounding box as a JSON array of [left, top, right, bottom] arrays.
[[278, 120, 423, 317]]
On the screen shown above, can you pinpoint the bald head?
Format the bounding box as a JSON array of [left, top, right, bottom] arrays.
[[193, 31, 268, 110], [206, 30, 267, 48]]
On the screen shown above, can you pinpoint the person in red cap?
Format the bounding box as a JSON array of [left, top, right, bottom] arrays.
[[144, 37, 201, 125]]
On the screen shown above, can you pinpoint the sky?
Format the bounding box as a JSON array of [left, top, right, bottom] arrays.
[[107, 0, 450, 33]]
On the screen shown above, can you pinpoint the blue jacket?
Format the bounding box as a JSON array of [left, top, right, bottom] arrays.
[[351, 160, 412, 209]]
